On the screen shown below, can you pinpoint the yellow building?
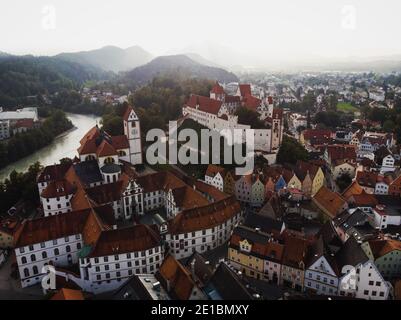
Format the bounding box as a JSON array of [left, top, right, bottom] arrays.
[[311, 167, 325, 196], [287, 174, 302, 190], [228, 226, 284, 282]]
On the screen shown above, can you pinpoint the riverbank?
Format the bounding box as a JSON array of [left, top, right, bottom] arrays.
[[0, 113, 101, 182]]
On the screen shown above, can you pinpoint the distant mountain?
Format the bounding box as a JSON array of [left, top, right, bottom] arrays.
[[122, 54, 238, 85], [0, 55, 109, 107], [56, 45, 153, 72], [183, 53, 221, 68]]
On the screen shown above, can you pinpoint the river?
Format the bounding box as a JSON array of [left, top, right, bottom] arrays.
[[0, 113, 101, 182]]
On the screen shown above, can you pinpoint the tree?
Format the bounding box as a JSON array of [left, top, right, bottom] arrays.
[[235, 107, 266, 129], [314, 111, 341, 128], [383, 119, 395, 133], [336, 173, 352, 193], [277, 136, 308, 165]]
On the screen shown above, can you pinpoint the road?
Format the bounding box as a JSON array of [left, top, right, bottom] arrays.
[[0, 258, 43, 300]]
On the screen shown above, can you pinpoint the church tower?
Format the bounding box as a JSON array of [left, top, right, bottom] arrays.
[[123, 105, 142, 165]]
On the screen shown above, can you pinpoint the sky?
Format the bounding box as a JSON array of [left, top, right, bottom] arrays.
[[1, 0, 401, 64]]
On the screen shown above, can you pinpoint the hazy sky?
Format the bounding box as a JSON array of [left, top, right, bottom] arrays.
[[1, 0, 400, 61]]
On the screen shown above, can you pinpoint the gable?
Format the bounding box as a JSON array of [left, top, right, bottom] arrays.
[[309, 256, 337, 277]]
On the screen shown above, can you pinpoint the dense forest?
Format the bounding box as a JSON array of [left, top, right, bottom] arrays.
[[0, 55, 110, 107], [0, 110, 73, 169], [101, 76, 214, 137]]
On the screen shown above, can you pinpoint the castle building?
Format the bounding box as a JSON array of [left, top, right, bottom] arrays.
[[182, 82, 283, 154]]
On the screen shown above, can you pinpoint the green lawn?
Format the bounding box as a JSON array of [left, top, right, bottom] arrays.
[[337, 102, 359, 113]]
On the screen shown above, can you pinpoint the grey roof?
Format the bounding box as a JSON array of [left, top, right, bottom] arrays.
[[333, 209, 371, 231], [73, 161, 103, 185], [244, 213, 283, 234], [374, 196, 401, 216], [205, 263, 254, 300], [334, 237, 369, 271], [283, 213, 322, 236], [232, 225, 271, 245], [0, 109, 38, 121], [101, 163, 121, 174], [183, 252, 213, 286]]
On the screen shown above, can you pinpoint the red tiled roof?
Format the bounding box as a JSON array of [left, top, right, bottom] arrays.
[[88, 224, 161, 257], [41, 179, 76, 198], [272, 108, 283, 119], [350, 191, 378, 207], [157, 254, 196, 300], [242, 94, 261, 110], [356, 171, 378, 188], [267, 96, 273, 105], [238, 84, 252, 97], [111, 135, 129, 150], [14, 119, 34, 128], [326, 145, 356, 162], [282, 236, 309, 269], [224, 95, 241, 104], [186, 94, 223, 115], [303, 129, 332, 141], [369, 239, 401, 259], [37, 163, 72, 183], [123, 105, 135, 121], [14, 209, 93, 247], [211, 82, 225, 95], [312, 186, 347, 219], [96, 140, 118, 157], [205, 164, 225, 178], [169, 196, 241, 235]]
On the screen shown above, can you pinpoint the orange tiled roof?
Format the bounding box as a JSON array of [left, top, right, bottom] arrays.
[[14, 209, 93, 247], [342, 180, 363, 200], [88, 224, 160, 258], [169, 196, 240, 235], [51, 288, 84, 300], [312, 186, 347, 219], [369, 239, 401, 259], [157, 254, 196, 300]]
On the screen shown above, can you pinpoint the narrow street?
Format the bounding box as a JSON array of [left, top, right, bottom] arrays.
[[0, 259, 43, 300]]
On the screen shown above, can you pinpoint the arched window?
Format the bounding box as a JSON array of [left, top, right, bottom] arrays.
[[54, 248, 59, 256], [30, 254, 36, 262], [66, 245, 71, 253], [42, 251, 47, 259], [85, 155, 96, 161], [118, 150, 127, 157], [33, 266, 38, 275], [21, 257, 27, 264], [23, 268, 29, 278], [104, 157, 115, 165]]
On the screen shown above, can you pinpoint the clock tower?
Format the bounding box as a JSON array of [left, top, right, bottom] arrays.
[[123, 105, 143, 165]]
